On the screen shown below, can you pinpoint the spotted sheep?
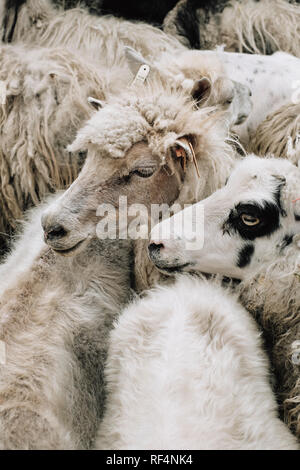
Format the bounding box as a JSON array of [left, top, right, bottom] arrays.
[[168, 49, 300, 148], [150, 154, 300, 439]]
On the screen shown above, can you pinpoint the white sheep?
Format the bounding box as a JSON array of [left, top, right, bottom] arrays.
[[149, 154, 300, 439], [167, 49, 300, 147], [95, 275, 298, 449]]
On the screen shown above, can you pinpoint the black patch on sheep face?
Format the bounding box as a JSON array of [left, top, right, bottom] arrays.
[[295, 213, 300, 221], [236, 243, 254, 268], [223, 200, 280, 241]]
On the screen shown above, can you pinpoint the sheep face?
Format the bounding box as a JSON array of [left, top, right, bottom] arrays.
[[206, 76, 252, 127], [228, 79, 252, 126], [189, 76, 252, 126], [166, 50, 253, 127], [149, 155, 300, 280], [41, 90, 233, 257]]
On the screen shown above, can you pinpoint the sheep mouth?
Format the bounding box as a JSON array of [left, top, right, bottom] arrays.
[[52, 239, 87, 257], [235, 114, 248, 125], [154, 262, 192, 275]]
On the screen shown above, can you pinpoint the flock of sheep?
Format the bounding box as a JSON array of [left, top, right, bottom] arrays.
[[0, 0, 300, 450]]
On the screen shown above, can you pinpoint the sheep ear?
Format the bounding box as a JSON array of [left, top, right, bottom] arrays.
[[124, 46, 151, 77], [272, 174, 286, 185], [173, 137, 200, 178], [191, 77, 212, 106], [88, 96, 104, 110]]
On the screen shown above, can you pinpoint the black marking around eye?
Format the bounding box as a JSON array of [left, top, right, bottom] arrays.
[[224, 200, 280, 241], [236, 243, 254, 268], [295, 213, 300, 221]]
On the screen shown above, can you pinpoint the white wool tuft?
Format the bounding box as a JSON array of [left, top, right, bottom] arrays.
[[95, 276, 298, 450]]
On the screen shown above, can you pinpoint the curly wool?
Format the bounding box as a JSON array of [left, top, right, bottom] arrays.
[[0, 43, 107, 252], [6, 1, 185, 67], [2, 0, 252, 116], [141, 108, 237, 291], [250, 103, 300, 163], [69, 84, 235, 178], [163, 0, 300, 56], [220, 0, 300, 56]]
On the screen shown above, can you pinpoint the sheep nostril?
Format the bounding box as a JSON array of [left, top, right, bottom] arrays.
[[148, 242, 164, 257], [45, 224, 68, 241]]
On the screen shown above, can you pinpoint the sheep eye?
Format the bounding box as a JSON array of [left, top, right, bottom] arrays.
[[132, 167, 156, 178], [241, 214, 260, 226]]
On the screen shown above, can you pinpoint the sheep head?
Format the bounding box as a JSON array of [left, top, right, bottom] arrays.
[[41, 88, 234, 256], [149, 155, 300, 280]]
